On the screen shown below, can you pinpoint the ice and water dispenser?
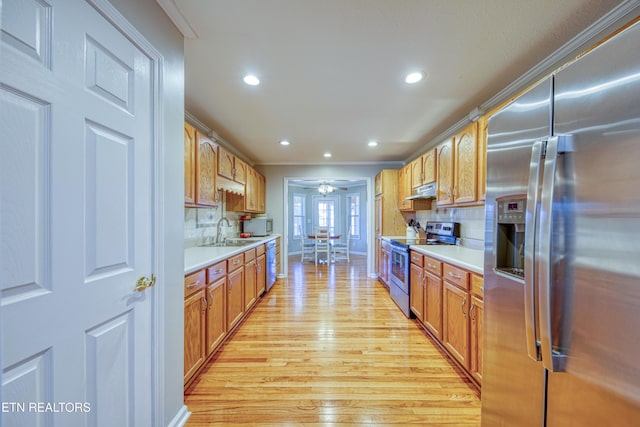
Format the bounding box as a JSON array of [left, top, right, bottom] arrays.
[[496, 197, 526, 278]]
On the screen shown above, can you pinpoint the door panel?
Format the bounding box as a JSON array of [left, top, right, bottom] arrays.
[[1, 1, 154, 425]]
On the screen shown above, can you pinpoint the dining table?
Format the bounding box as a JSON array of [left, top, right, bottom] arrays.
[[307, 234, 341, 263]]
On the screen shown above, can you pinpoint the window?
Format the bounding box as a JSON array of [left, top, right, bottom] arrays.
[[316, 198, 336, 234], [292, 194, 305, 239], [347, 193, 360, 239]]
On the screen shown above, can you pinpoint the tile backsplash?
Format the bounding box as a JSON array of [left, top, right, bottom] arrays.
[[415, 202, 486, 250], [184, 197, 242, 248]]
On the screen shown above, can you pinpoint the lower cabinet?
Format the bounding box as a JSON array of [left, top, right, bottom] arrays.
[[184, 270, 207, 385], [244, 248, 257, 311], [184, 239, 277, 388], [227, 253, 245, 331], [256, 245, 266, 296], [410, 251, 483, 387], [206, 261, 227, 355]]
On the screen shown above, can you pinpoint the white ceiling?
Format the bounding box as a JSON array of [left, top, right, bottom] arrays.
[[161, 0, 623, 165]]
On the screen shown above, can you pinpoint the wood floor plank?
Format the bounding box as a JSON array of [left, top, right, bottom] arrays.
[[185, 255, 481, 426]]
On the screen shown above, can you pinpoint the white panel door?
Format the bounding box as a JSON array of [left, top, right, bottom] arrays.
[[1, 0, 155, 426]]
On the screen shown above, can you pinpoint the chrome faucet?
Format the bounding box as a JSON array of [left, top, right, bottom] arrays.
[[216, 217, 231, 244]]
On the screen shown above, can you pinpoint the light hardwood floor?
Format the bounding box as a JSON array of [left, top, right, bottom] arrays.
[[184, 255, 481, 426]]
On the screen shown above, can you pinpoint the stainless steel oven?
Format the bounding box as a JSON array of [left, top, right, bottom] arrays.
[[388, 221, 460, 318]]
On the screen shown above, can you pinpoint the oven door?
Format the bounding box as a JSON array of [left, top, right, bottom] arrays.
[[389, 245, 409, 293]]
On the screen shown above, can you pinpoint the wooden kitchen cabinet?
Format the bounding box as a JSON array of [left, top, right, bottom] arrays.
[[423, 256, 443, 341], [398, 163, 430, 211], [228, 166, 266, 214], [437, 122, 479, 206], [477, 115, 487, 201], [256, 245, 266, 296], [469, 273, 484, 384], [196, 132, 218, 206], [410, 254, 425, 321], [206, 262, 227, 355], [453, 121, 478, 204], [227, 253, 245, 330], [411, 148, 437, 189], [374, 170, 406, 237], [436, 138, 454, 205], [184, 269, 206, 384], [243, 248, 257, 311], [184, 122, 197, 205], [443, 280, 470, 370]]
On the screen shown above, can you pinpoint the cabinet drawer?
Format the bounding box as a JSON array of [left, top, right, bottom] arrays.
[[471, 274, 483, 298], [444, 263, 469, 290], [424, 256, 442, 277], [228, 253, 244, 271], [244, 247, 256, 262], [410, 251, 423, 267], [256, 244, 265, 256], [207, 261, 227, 283], [184, 270, 206, 297]]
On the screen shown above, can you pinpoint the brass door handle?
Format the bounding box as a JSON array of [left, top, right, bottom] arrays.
[[135, 274, 156, 292]]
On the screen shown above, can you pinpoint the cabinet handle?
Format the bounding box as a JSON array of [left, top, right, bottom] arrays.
[[448, 271, 461, 280], [201, 296, 207, 313], [427, 263, 436, 269], [186, 280, 200, 289], [469, 303, 476, 321], [461, 297, 467, 318], [213, 268, 223, 275]]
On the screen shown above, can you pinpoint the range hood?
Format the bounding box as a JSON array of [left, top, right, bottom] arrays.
[[405, 182, 437, 200]]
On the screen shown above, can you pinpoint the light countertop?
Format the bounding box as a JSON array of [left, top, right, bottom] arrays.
[[184, 235, 279, 275], [409, 245, 484, 274]]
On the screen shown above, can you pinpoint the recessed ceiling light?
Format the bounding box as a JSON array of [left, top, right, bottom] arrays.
[[368, 140, 378, 147], [323, 152, 332, 158], [405, 72, 423, 84], [279, 139, 290, 146], [243, 74, 260, 86]]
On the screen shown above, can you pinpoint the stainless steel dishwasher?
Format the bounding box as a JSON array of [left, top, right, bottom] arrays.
[[266, 240, 277, 291]]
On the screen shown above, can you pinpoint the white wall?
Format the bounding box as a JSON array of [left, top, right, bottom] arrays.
[[105, 0, 185, 424]]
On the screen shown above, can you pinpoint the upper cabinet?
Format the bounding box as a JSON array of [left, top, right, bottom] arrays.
[[477, 116, 487, 201], [453, 121, 478, 204], [399, 162, 431, 212], [196, 133, 218, 206], [184, 122, 197, 205], [436, 121, 481, 206], [185, 121, 219, 207], [411, 148, 437, 189]]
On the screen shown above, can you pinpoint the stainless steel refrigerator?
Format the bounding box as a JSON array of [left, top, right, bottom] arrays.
[[482, 19, 640, 426]]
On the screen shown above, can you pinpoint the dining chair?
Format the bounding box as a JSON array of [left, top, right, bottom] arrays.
[[332, 231, 350, 262], [299, 224, 315, 262], [314, 227, 331, 265]]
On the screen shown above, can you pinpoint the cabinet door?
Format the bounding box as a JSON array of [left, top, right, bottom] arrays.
[[410, 262, 425, 321], [477, 116, 487, 201], [217, 145, 235, 180], [411, 156, 423, 189], [437, 139, 454, 205], [245, 167, 257, 212], [256, 254, 266, 296], [422, 148, 437, 184], [227, 267, 244, 330], [234, 157, 247, 184], [196, 133, 217, 206], [184, 289, 206, 383], [206, 277, 227, 354], [453, 122, 478, 204], [244, 259, 257, 311], [184, 122, 197, 204], [443, 281, 469, 369], [257, 172, 266, 213], [470, 295, 483, 384], [424, 271, 443, 341]]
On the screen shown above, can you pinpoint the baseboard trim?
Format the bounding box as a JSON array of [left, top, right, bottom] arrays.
[[167, 405, 191, 427]]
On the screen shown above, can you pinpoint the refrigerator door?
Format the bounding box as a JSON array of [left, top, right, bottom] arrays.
[[481, 78, 552, 427], [548, 19, 640, 425]]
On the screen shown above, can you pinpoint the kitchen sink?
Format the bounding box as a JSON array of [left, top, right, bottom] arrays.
[[199, 239, 255, 248]]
